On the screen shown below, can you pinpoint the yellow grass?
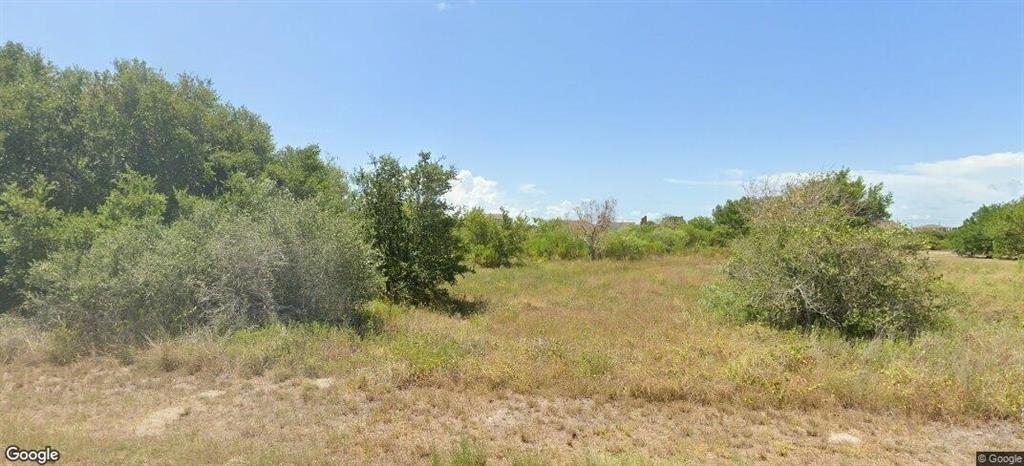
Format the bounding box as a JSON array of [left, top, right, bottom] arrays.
[[1, 252, 1021, 464]]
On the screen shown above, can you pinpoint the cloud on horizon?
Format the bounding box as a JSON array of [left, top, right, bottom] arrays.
[[740, 152, 1024, 226], [856, 152, 1023, 226], [451, 152, 1022, 225]]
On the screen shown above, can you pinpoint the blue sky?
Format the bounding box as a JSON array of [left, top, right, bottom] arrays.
[[2, 1, 1022, 226]]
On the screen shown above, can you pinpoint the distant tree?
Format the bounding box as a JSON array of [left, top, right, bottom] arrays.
[[951, 198, 1024, 259], [524, 218, 588, 260], [659, 215, 685, 227], [686, 215, 716, 231], [354, 152, 468, 304], [573, 198, 617, 260], [712, 196, 754, 238], [459, 207, 529, 268]]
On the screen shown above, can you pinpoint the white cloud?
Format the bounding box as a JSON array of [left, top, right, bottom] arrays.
[[435, 1, 449, 11], [544, 200, 575, 218], [444, 170, 539, 217], [445, 169, 500, 210], [751, 152, 1024, 226], [854, 152, 1023, 226], [518, 183, 544, 194]]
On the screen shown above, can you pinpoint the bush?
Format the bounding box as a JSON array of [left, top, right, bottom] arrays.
[[950, 198, 1024, 259], [1, 172, 170, 309], [524, 219, 588, 260], [600, 229, 662, 260], [458, 207, 529, 267], [24, 179, 381, 353], [709, 172, 947, 338], [913, 227, 953, 251], [0, 177, 64, 308]]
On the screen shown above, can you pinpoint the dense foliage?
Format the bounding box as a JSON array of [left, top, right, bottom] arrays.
[[950, 198, 1024, 259], [523, 219, 589, 260], [22, 176, 380, 353], [711, 197, 753, 239], [354, 153, 468, 304], [0, 42, 275, 212], [458, 208, 529, 267], [912, 226, 954, 251], [710, 172, 947, 338]]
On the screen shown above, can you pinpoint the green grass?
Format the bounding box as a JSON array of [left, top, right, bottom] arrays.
[[4, 251, 1022, 421], [176, 253, 1014, 418]]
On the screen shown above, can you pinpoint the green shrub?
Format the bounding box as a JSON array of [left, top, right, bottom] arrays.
[[25, 180, 381, 353], [525, 218, 588, 260], [600, 229, 661, 260], [709, 172, 947, 338], [0, 172, 172, 309], [683, 216, 731, 247], [458, 207, 529, 267], [0, 177, 64, 308], [913, 227, 953, 251], [951, 198, 1024, 259]]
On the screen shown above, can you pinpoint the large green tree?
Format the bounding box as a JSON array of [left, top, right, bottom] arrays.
[[354, 152, 468, 304], [0, 41, 274, 212]]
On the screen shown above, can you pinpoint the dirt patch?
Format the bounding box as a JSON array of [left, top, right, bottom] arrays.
[[134, 406, 189, 436]]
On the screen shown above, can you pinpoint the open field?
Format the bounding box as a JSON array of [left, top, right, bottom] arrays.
[[1, 252, 1022, 464]]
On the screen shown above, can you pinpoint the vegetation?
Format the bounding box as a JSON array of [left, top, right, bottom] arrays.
[[913, 225, 954, 251], [710, 172, 948, 338], [458, 207, 529, 268], [523, 218, 588, 260], [0, 42, 1022, 465], [24, 176, 380, 355], [711, 196, 753, 238], [0, 42, 274, 213], [354, 153, 468, 304], [950, 197, 1024, 259], [1, 252, 1020, 463], [572, 198, 618, 260]]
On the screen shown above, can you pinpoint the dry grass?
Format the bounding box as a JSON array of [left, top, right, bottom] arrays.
[[0, 251, 1021, 464]]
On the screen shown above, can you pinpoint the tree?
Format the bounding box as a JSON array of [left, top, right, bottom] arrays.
[[264, 145, 348, 202], [354, 152, 468, 304], [951, 198, 1024, 259], [712, 196, 754, 238], [573, 198, 617, 260], [0, 41, 275, 212]]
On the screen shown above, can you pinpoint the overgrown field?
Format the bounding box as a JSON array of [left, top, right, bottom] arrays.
[[1, 252, 1021, 464]]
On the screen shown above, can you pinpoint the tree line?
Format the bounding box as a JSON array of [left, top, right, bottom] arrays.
[[1, 42, 1020, 355]]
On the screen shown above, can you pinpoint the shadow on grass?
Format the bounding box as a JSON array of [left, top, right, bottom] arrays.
[[432, 294, 488, 318], [351, 294, 489, 337]]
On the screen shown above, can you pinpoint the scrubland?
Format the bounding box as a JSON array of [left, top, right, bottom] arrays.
[[1, 251, 1021, 464]]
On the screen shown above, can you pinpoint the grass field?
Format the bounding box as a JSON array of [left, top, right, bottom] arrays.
[[1, 252, 1021, 464]]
